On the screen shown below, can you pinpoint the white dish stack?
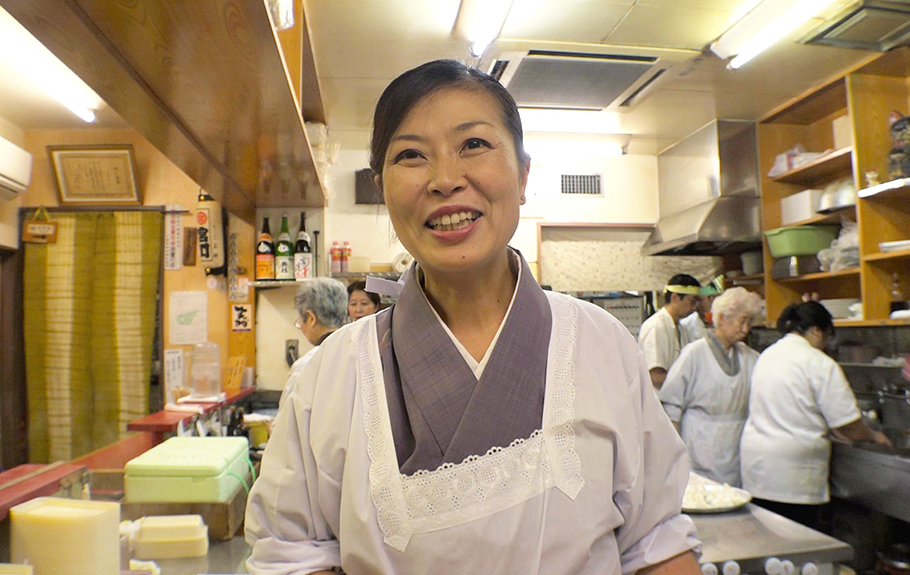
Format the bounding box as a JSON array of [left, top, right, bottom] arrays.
[[10, 497, 120, 575]]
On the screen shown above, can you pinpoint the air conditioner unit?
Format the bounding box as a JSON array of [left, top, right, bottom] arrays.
[[0, 135, 33, 200], [483, 41, 699, 111]]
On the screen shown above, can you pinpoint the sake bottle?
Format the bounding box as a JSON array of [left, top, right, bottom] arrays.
[[255, 216, 275, 280], [294, 211, 312, 281], [275, 214, 294, 280]]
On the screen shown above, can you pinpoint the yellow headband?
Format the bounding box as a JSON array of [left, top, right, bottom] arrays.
[[665, 284, 702, 296]]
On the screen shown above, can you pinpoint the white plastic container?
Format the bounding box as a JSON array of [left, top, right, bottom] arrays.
[[132, 515, 209, 559], [190, 342, 221, 399], [781, 189, 823, 225]]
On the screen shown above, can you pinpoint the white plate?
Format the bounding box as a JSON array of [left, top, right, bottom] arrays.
[[880, 240, 910, 252], [682, 484, 752, 514]]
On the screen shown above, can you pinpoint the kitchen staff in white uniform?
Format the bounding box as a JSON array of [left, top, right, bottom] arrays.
[[245, 59, 702, 575], [740, 301, 891, 529], [659, 287, 762, 487], [679, 275, 724, 343], [638, 274, 701, 388], [280, 278, 348, 408]]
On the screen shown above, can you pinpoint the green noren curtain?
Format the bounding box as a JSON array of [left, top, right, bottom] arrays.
[[24, 211, 162, 462]]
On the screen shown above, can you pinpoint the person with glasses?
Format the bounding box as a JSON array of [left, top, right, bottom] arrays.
[[659, 287, 763, 487], [740, 301, 890, 530], [280, 278, 348, 408]]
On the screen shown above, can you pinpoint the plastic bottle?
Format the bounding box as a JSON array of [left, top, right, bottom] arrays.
[[275, 214, 294, 280], [255, 217, 275, 280], [341, 240, 351, 273], [330, 241, 342, 274], [293, 211, 312, 281]]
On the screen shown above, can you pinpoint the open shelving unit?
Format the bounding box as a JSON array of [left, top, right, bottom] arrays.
[[757, 48, 910, 327]]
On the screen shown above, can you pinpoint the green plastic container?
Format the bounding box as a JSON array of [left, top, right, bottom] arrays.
[[764, 225, 839, 258], [124, 437, 250, 503]]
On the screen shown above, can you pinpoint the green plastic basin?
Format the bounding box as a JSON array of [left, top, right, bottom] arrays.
[[764, 225, 839, 258]]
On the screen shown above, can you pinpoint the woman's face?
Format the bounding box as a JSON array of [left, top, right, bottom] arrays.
[[380, 87, 529, 277], [348, 290, 378, 321], [714, 311, 753, 345]]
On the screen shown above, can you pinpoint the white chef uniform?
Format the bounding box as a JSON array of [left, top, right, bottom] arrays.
[[659, 338, 758, 487], [679, 312, 707, 343], [638, 307, 692, 372], [740, 333, 861, 504], [245, 292, 700, 575]]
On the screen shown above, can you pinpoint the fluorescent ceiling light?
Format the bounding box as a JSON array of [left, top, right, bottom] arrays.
[[0, 9, 101, 122], [452, 0, 514, 57], [711, 0, 838, 70], [519, 108, 622, 135]]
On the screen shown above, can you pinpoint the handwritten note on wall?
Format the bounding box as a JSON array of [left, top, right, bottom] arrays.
[[169, 291, 207, 344]]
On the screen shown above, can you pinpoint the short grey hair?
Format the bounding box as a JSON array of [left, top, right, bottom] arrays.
[[295, 278, 348, 329], [711, 287, 763, 322]]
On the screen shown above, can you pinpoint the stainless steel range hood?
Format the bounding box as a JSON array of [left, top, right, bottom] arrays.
[[642, 120, 762, 256]]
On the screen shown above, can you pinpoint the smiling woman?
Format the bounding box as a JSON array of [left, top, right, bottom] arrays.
[[245, 59, 702, 575]]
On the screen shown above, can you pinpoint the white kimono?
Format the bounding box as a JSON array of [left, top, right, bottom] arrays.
[[658, 339, 758, 487], [245, 292, 700, 574], [740, 333, 860, 504]]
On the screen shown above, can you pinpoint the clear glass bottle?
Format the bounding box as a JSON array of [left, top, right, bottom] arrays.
[[275, 214, 294, 280], [891, 273, 906, 314]]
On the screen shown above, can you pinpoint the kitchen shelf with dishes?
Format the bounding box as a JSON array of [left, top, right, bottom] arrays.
[[756, 48, 910, 326]]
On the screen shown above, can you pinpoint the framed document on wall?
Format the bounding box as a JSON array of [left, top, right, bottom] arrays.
[[48, 145, 141, 206]]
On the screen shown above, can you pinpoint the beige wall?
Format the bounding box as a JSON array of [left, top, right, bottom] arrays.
[[15, 128, 255, 388]]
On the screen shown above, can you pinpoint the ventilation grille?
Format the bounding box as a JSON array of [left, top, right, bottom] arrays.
[[804, 1, 910, 51], [561, 174, 602, 195], [500, 51, 658, 110]]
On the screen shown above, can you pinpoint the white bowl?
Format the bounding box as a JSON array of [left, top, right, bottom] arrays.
[[820, 298, 861, 319]]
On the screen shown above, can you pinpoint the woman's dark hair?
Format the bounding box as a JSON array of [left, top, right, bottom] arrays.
[[347, 280, 380, 306], [664, 273, 701, 304], [776, 301, 834, 337], [369, 59, 530, 186]]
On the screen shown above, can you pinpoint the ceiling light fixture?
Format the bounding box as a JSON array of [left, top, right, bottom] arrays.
[[452, 0, 514, 57], [0, 9, 101, 122], [710, 0, 839, 70]]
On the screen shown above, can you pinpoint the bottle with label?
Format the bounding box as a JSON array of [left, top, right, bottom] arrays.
[[293, 211, 312, 281], [275, 214, 294, 280], [255, 216, 275, 280], [330, 241, 342, 274], [341, 240, 351, 273], [891, 273, 906, 314]]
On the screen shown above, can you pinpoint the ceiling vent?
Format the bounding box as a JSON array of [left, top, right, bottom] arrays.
[[803, 0, 910, 51], [485, 42, 698, 111]]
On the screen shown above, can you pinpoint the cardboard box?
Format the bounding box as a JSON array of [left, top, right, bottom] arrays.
[[832, 115, 852, 150], [781, 189, 823, 225]]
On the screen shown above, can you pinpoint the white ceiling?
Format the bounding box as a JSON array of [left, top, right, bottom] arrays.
[[0, 0, 881, 154]]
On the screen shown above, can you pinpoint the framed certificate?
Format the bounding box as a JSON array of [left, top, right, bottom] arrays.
[[48, 145, 141, 205]]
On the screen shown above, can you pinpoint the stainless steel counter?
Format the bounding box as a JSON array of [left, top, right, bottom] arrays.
[[146, 503, 852, 575], [831, 440, 910, 524], [692, 503, 853, 574]]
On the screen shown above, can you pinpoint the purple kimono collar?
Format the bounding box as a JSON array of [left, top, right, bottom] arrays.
[[376, 250, 551, 474]]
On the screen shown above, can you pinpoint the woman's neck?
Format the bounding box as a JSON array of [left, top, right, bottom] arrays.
[[713, 330, 735, 351], [421, 250, 517, 361]]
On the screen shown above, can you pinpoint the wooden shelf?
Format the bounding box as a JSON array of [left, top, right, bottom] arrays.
[[858, 177, 910, 200], [864, 249, 910, 262], [126, 387, 255, 439], [731, 273, 764, 286], [3, 0, 327, 217], [783, 206, 855, 227], [250, 279, 302, 289], [834, 318, 910, 327], [771, 147, 853, 186], [776, 267, 860, 283]]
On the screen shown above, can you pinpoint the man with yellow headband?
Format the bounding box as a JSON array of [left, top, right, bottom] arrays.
[[638, 274, 702, 389]]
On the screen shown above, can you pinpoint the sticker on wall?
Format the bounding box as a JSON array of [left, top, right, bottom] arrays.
[[164, 205, 183, 270], [232, 304, 252, 332], [169, 290, 207, 344]]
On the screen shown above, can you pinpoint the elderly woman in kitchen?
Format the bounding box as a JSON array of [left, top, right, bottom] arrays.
[[245, 59, 701, 574], [658, 287, 763, 487]]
